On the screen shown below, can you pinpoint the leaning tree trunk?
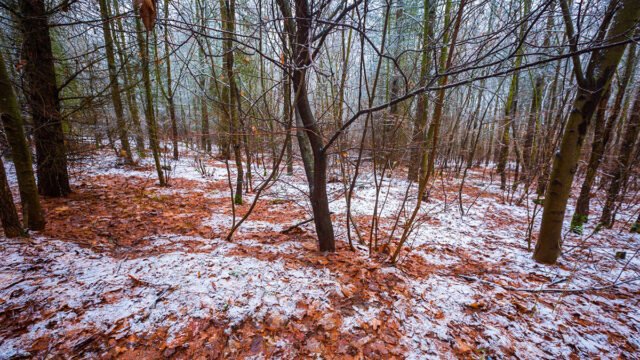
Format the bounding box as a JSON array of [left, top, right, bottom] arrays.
[[0, 51, 45, 230], [0, 156, 23, 238], [534, 0, 640, 264], [571, 42, 636, 231], [600, 85, 640, 227], [18, 0, 70, 197], [570, 88, 612, 232]]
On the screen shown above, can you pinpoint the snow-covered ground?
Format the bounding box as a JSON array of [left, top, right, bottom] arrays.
[[1, 150, 639, 358]]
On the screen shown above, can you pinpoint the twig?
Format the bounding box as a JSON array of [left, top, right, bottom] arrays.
[[459, 274, 639, 294], [281, 218, 315, 234]]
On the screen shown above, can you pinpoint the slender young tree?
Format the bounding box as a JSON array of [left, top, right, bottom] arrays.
[[276, 0, 336, 251], [98, 0, 133, 163], [112, 0, 145, 155], [163, 0, 179, 159], [534, 0, 640, 264], [135, 8, 166, 186], [497, 0, 531, 190], [423, 0, 465, 185], [408, 0, 435, 181], [0, 51, 45, 230], [219, 0, 244, 205]]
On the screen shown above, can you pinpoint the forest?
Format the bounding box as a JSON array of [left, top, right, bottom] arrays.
[[0, 0, 639, 357]]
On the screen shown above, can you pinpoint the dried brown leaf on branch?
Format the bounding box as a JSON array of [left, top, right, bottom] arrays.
[[134, 0, 156, 31]]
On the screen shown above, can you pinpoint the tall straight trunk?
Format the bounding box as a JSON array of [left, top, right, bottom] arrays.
[[408, 0, 435, 181], [496, 62, 519, 190], [391, 1, 467, 262], [600, 85, 640, 227], [534, 0, 640, 264], [424, 0, 465, 184], [572, 42, 636, 230], [523, 76, 543, 178], [18, 0, 70, 197], [163, 0, 179, 159], [334, 27, 352, 164], [200, 81, 210, 152], [98, 0, 132, 163], [135, 16, 166, 186], [112, 0, 145, 155], [195, 2, 212, 154], [0, 156, 23, 238], [385, 0, 406, 169], [0, 52, 45, 230], [219, 0, 243, 204], [497, 0, 531, 190], [283, 55, 293, 175], [421, 0, 451, 181]]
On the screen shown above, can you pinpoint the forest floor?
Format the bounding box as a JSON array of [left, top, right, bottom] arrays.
[[1, 149, 639, 359]]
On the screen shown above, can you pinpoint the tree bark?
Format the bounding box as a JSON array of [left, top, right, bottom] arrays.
[[0, 156, 23, 238], [219, 0, 244, 205], [534, 0, 640, 264], [523, 75, 543, 180], [571, 42, 636, 231], [112, 0, 145, 155], [408, 0, 435, 181], [135, 16, 166, 186], [98, 0, 132, 163], [18, 0, 71, 197], [276, 0, 335, 252], [600, 85, 640, 227], [163, 0, 179, 160], [0, 51, 45, 230]]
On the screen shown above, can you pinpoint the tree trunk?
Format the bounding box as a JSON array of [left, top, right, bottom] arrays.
[[98, 0, 132, 163], [0, 156, 23, 238], [497, 0, 531, 190], [408, 0, 435, 181], [219, 0, 243, 204], [112, 0, 145, 155], [163, 0, 179, 160], [534, 0, 640, 264], [523, 76, 543, 179], [424, 0, 465, 185], [600, 85, 640, 227], [283, 56, 293, 175], [0, 51, 45, 230], [18, 0, 71, 197], [570, 88, 611, 232], [135, 16, 166, 186], [572, 42, 636, 231], [277, 0, 335, 252]]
